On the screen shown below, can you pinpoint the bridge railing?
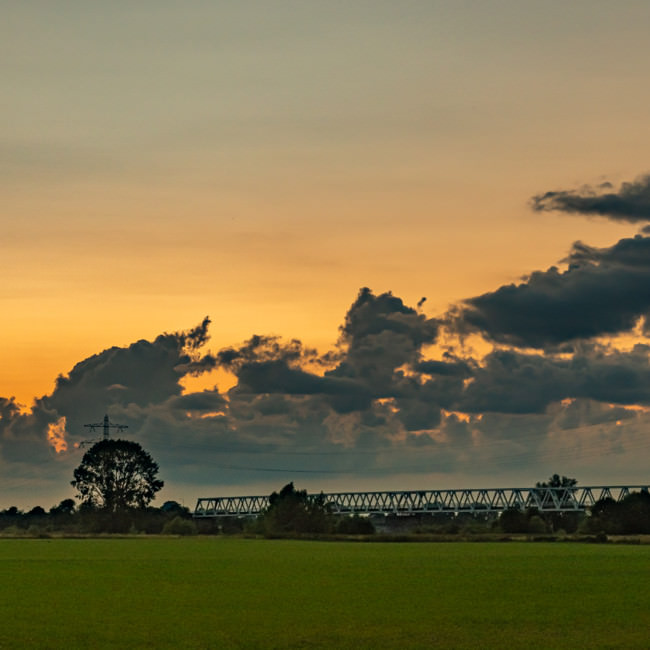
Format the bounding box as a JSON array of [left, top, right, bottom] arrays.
[[193, 485, 649, 518]]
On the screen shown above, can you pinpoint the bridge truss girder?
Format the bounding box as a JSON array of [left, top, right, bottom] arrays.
[[193, 485, 649, 518]]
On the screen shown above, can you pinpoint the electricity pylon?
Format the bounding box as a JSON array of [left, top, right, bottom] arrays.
[[81, 413, 128, 446]]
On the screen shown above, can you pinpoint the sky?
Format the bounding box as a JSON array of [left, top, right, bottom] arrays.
[[3, 1, 650, 509]]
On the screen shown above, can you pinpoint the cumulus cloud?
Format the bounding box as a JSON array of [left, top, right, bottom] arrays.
[[0, 292, 451, 502], [455, 345, 650, 414], [38, 318, 215, 438], [531, 174, 650, 222], [448, 235, 650, 348], [329, 287, 439, 390], [3, 272, 650, 505], [0, 319, 216, 474]]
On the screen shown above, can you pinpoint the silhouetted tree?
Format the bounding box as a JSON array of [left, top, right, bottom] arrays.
[[617, 491, 650, 534], [261, 482, 334, 535], [587, 490, 650, 534], [162, 516, 197, 536], [49, 498, 76, 517], [535, 474, 580, 532], [535, 474, 577, 489], [336, 514, 375, 535], [0, 507, 23, 531], [160, 500, 190, 517], [499, 507, 529, 533], [71, 439, 163, 513]]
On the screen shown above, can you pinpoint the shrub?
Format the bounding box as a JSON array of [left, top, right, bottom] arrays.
[[162, 516, 197, 536], [527, 516, 548, 534], [260, 483, 334, 536], [336, 515, 375, 535]]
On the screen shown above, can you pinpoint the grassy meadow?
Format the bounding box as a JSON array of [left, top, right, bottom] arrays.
[[0, 538, 648, 649]]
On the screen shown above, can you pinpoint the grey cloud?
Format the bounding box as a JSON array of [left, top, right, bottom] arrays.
[[0, 401, 66, 465], [41, 326, 214, 442], [235, 360, 373, 410], [456, 345, 650, 415], [550, 398, 636, 432], [340, 287, 438, 349], [0, 318, 218, 473], [416, 358, 473, 377], [217, 334, 373, 413], [217, 334, 312, 369], [219, 289, 441, 418], [457, 350, 573, 414], [449, 235, 650, 348], [0, 397, 21, 422], [532, 175, 650, 222], [565, 235, 650, 269], [329, 287, 439, 395], [168, 390, 227, 414], [393, 397, 442, 431], [5, 281, 650, 503]]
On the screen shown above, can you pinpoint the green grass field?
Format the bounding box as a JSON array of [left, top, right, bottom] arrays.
[[0, 538, 647, 649]]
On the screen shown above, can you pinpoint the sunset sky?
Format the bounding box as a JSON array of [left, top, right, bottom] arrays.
[[4, 2, 650, 508]]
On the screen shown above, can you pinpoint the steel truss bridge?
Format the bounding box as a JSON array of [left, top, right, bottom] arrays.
[[193, 485, 649, 518]]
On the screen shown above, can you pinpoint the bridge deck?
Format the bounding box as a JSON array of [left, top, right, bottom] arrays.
[[193, 485, 649, 518]]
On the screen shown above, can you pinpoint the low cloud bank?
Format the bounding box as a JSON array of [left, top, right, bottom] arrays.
[[4, 174, 650, 500]]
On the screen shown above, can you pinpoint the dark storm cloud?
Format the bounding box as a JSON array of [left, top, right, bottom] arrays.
[[564, 235, 650, 269], [6, 277, 650, 501], [340, 287, 438, 348], [0, 289, 456, 489], [531, 175, 650, 222], [456, 345, 650, 414], [0, 397, 21, 421], [416, 358, 473, 377], [216, 334, 372, 412], [457, 350, 571, 414], [217, 334, 311, 368], [329, 287, 439, 391], [392, 397, 443, 431], [551, 398, 636, 432], [0, 318, 218, 473], [218, 289, 441, 417], [448, 235, 650, 348], [38, 318, 216, 440], [168, 390, 227, 414], [235, 359, 373, 408], [0, 406, 59, 464]]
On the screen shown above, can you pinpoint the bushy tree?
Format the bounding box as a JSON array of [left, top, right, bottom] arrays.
[[336, 514, 375, 535], [535, 474, 577, 489], [71, 439, 163, 513], [162, 516, 197, 536], [587, 491, 650, 534], [535, 474, 580, 532], [499, 507, 529, 533], [49, 499, 76, 517], [261, 482, 334, 535], [160, 500, 190, 517]]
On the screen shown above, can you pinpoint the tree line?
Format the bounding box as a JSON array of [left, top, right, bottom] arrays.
[[4, 481, 648, 537], [250, 476, 650, 537], [4, 428, 648, 538], [0, 499, 200, 536]]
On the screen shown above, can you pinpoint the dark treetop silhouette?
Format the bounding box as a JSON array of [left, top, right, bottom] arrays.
[[71, 439, 163, 512]]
